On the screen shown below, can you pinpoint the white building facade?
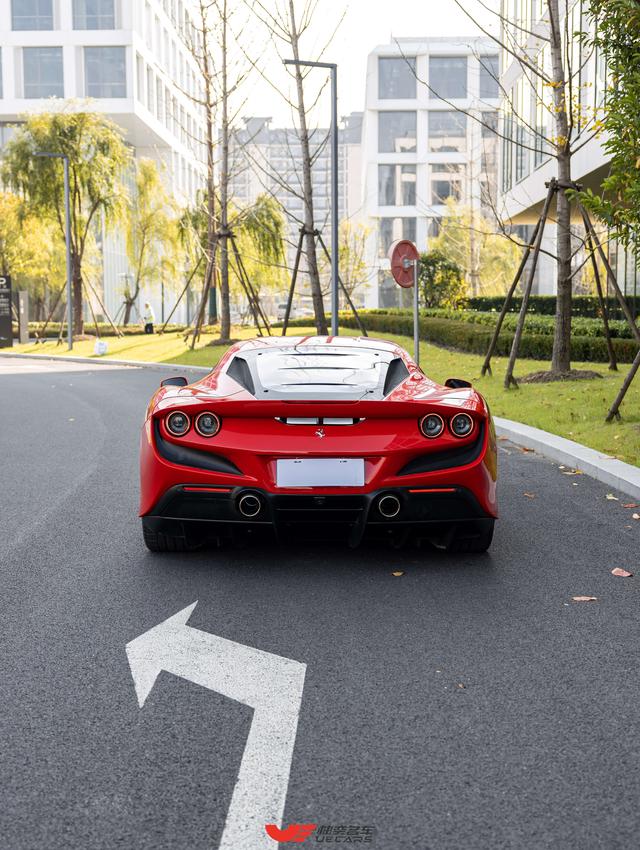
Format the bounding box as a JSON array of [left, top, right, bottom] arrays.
[[499, 0, 637, 302], [0, 0, 206, 323], [228, 112, 363, 313], [361, 37, 500, 308]]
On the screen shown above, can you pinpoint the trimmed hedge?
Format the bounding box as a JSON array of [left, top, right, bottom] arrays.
[[467, 294, 640, 319], [278, 311, 639, 363], [366, 308, 637, 339], [13, 321, 189, 338]]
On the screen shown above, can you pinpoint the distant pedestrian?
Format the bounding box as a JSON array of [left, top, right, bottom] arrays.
[[143, 302, 155, 334]]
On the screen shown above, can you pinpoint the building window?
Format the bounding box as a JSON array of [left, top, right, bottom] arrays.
[[73, 0, 115, 29], [23, 47, 63, 98], [146, 67, 154, 115], [136, 54, 144, 102], [481, 111, 498, 137], [84, 46, 126, 97], [12, 0, 53, 30], [427, 218, 442, 239], [379, 217, 416, 257], [378, 56, 416, 99], [430, 163, 464, 204], [429, 56, 467, 99], [378, 111, 416, 153], [428, 111, 467, 152], [0, 123, 20, 147], [378, 164, 416, 206], [479, 55, 499, 99]]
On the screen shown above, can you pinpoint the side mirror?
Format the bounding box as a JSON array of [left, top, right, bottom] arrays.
[[160, 376, 188, 387], [445, 377, 472, 389]]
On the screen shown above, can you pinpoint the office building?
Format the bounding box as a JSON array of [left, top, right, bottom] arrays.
[[0, 0, 206, 323], [361, 37, 500, 307]]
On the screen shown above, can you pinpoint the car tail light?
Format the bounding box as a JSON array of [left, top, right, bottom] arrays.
[[419, 413, 445, 438], [195, 411, 221, 437], [450, 413, 474, 438], [165, 410, 190, 436]]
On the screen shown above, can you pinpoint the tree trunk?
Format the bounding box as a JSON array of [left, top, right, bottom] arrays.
[[72, 252, 83, 335], [288, 0, 328, 336], [219, 0, 231, 342], [201, 1, 218, 328], [548, 0, 572, 372]]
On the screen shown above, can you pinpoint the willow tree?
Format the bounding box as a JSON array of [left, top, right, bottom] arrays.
[[179, 192, 286, 321], [0, 192, 57, 320], [124, 158, 180, 325], [1, 111, 130, 334]]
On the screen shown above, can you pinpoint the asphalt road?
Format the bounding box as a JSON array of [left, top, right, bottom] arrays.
[[1, 355, 639, 850]]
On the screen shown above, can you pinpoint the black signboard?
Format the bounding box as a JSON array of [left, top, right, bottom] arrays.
[[0, 275, 12, 348]]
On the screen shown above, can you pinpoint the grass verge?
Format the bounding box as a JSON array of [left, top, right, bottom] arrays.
[[11, 326, 640, 466]]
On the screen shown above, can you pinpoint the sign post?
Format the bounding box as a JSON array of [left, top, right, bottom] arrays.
[[0, 275, 12, 348], [388, 240, 420, 365], [18, 291, 29, 344]]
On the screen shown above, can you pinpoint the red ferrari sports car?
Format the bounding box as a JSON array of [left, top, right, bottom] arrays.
[[140, 336, 497, 552]]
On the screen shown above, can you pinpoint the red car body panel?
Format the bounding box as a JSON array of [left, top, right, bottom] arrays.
[[139, 336, 497, 545]]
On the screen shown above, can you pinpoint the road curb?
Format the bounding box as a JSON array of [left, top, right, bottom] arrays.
[[494, 417, 640, 500], [0, 351, 210, 373], [4, 352, 640, 497]]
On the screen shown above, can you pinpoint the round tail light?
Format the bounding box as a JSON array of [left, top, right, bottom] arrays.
[[195, 411, 221, 437], [420, 413, 445, 438], [166, 410, 190, 436], [450, 413, 474, 438]]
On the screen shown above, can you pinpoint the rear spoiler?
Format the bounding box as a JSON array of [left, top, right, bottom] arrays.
[[153, 393, 484, 420]]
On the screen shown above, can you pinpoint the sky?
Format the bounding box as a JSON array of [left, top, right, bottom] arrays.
[[239, 0, 498, 127]]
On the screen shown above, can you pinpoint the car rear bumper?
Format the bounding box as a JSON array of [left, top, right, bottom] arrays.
[[143, 484, 494, 547]]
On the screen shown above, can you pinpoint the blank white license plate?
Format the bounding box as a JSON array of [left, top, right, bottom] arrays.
[[276, 458, 365, 487]]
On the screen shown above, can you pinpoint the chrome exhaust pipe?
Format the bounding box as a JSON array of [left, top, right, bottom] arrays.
[[378, 493, 401, 519], [238, 493, 262, 518]]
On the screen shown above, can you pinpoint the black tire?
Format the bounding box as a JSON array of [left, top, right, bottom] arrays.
[[447, 520, 494, 553], [142, 521, 201, 552]]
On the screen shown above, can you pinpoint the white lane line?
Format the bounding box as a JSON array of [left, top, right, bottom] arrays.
[[126, 602, 307, 849]]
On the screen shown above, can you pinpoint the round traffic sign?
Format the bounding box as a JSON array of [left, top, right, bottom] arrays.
[[388, 239, 419, 288]]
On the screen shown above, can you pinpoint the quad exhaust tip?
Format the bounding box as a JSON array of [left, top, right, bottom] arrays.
[[378, 493, 401, 519], [238, 493, 262, 518]]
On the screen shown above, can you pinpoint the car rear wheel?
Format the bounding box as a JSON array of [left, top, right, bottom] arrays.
[[447, 519, 494, 553], [142, 520, 201, 553]]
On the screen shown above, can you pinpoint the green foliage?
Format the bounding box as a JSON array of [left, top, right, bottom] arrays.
[[124, 158, 180, 323], [579, 0, 640, 245], [1, 111, 131, 329], [19, 322, 188, 339], [233, 194, 286, 294], [430, 201, 521, 295], [418, 250, 466, 309], [334, 311, 639, 364], [2, 111, 130, 239], [0, 191, 56, 289], [281, 310, 639, 363], [466, 294, 640, 320]]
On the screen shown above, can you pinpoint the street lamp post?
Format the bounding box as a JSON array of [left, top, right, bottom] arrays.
[[283, 58, 339, 336], [35, 152, 72, 350]]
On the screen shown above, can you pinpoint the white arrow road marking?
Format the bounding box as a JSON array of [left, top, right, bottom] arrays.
[[126, 602, 307, 849]]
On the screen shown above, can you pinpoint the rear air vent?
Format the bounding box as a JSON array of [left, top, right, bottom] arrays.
[[397, 422, 485, 475], [383, 357, 410, 396], [227, 356, 256, 395], [154, 421, 241, 474]]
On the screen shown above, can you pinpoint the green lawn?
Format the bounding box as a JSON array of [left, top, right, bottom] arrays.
[[12, 325, 640, 466]]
